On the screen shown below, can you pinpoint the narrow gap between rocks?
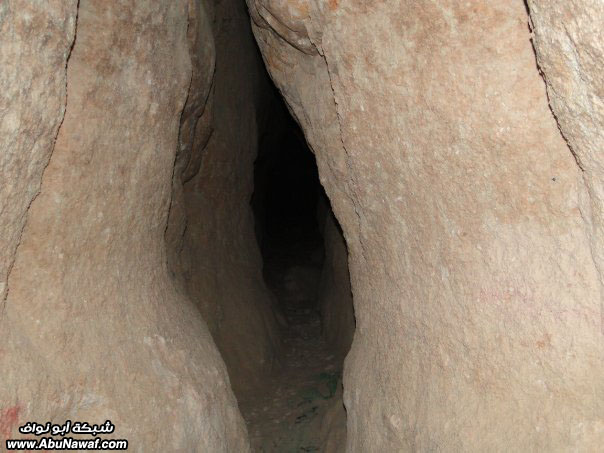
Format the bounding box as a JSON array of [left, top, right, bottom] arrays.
[[167, 2, 357, 448], [237, 94, 355, 452]]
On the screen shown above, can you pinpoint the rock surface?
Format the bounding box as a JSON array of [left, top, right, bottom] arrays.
[[247, 0, 604, 450], [318, 212, 354, 361], [527, 0, 604, 345], [0, 0, 77, 303], [0, 1, 249, 450], [180, 0, 281, 396], [3, 0, 603, 450], [165, 0, 216, 276]]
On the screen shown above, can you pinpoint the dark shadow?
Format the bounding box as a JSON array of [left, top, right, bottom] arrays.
[[251, 97, 326, 312], [246, 86, 353, 453]]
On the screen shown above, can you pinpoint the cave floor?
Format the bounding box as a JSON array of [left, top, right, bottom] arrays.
[[238, 306, 343, 452]]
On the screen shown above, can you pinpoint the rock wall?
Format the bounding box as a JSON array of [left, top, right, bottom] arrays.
[[247, 0, 603, 450], [165, 0, 216, 276], [526, 0, 604, 342], [318, 212, 354, 361], [179, 0, 281, 396], [0, 0, 77, 304], [0, 1, 249, 450]]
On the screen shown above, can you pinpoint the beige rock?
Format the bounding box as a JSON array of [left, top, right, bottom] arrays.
[[0, 1, 249, 450], [248, 0, 604, 450], [318, 212, 354, 361], [165, 0, 216, 277], [0, 0, 77, 303], [320, 386, 347, 453], [527, 0, 604, 341], [3, 0, 603, 450]]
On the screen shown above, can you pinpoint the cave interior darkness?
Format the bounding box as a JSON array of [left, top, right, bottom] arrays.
[[239, 91, 355, 450], [252, 98, 326, 315]]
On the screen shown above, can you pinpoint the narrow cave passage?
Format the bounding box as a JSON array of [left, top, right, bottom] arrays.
[[252, 101, 325, 315], [237, 97, 354, 452]]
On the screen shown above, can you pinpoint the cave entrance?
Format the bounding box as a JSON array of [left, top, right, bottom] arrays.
[[239, 94, 353, 451]]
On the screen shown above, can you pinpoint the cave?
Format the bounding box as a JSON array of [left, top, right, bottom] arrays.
[[243, 96, 354, 450], [1, 1, 602, 452]]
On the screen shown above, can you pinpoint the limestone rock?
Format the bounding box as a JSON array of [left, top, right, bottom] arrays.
[[0, 0, 77, 303], [527, 0, 604, 350], [248, 0, 604, 450], [0, 1, 249, 450], [165, 0, 216, 277], [318, 212, 354, 360]]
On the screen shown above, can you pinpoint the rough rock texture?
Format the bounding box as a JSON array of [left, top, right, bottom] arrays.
[[319, 386, 347, 453], [181, 0, 280, 396], [165, 0, 216, 275], [0, 0, 77, 303], [247, 0, 604, 450], [527, 0, 604, 338], [0, 1, 249, 450], [318, 212, 354, 360]]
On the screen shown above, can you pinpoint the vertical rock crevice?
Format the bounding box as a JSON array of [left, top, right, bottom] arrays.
[[165, 0, 216, 282], [178, 0, 282, 396]]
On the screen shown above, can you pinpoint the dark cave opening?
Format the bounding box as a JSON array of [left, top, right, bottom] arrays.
[[242, 93, 353, 450], [251, 98, 326, 314]]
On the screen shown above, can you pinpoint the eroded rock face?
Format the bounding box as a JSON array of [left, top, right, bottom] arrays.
[[318, 212, 354, 361], [180, 0, 281, 396], [248, 0, 604, 450], [0, 0, 77, 303], [527, 0, 604, 344], [165, 0, 216, 275], [1, 1, 249, 450]]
